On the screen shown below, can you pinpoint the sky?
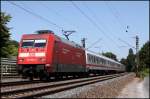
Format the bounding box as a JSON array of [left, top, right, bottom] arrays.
[[1, 1, 149, 60]]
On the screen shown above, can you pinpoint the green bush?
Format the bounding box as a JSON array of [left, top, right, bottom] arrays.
[[137, 68, 149, 79]]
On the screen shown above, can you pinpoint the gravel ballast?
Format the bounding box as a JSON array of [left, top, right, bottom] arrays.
[[42, 73, 135, 98]]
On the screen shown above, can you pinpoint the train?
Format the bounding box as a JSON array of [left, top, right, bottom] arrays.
[[17, 30, 125, 80]]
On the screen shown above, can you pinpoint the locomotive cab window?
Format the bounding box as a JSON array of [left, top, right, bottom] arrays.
[[34, 40, 46, 47], [21, 39, 46, 48], [22, 40, 34, 48]]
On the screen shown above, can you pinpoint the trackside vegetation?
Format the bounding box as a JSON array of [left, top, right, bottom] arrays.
[[137, 41, 150, 79], [1, 12, 18, 57], [120, 41, 149, 79]]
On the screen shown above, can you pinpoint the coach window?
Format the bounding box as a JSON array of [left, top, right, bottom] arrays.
[[109, 62, 111, 66], [97, 57, 99, 64], [103, 60, 106, 65], [100, 58, 102, 64], [88, 55, 92, 63], [95, 57, 97, 64], [90, 56, 93, 63], [93, 56, 95, 63], [95, 56, 97, 64], [106, 61, 109, 66], [94, 57, 96, 64], [102, 59, 104, 64], [92, 56, 94, 63], [87, 55, 89, 61], [98, 58, 100, 64], [105, 60, 107, 65], [91, 56, 93, 63], [88, 55, 91, 63]]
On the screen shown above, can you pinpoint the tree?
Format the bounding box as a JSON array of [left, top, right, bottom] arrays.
[[120, 58, 128, 71], [9, 40, 19, 47], [1, 12, 18, 57], [1, 12, 12, 57], [139, 41, 150, 70], [8, 40, 19, 56], [1, 12, 11, 47], [120, 58, 127, 66], [102, 52, 118, 61], [126, 48, 136, 72]]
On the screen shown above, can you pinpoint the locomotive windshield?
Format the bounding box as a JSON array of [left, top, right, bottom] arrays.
[[34, 40, 46, 47], [21, 39, 46, 48], [22, 40, 34, 48]]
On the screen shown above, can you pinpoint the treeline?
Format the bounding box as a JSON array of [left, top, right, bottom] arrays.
[[102, 41, 149, 77], [1, 12, 18, 57], [120, 41, 149, 77]]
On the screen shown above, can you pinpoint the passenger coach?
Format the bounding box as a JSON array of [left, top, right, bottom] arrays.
[[85, 50, 125, 74]]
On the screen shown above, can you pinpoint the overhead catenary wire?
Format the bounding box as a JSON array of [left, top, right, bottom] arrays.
[[71, 1, 123, 54], [8, 1, 63, 30], [87, 38, 102, 49], [83, 2, 134, 53], [82, 2, 120, 39], [71, 1, 118, 45], [118, 38, 136, 49], [40, 2, 79, 31], [82, 2, 132, 51], [104, 2, 138, 49], [71, 1, 128, 60], [105, 1, 130, 36], [82, 2, 122, 46]]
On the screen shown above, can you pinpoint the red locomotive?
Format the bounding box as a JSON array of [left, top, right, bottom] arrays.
[[17, 30, 125, 80]]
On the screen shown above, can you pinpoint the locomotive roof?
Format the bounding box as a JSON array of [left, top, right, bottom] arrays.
[[86, 50, 122, 65], [35, 30, 54, 34], [55, 35, 84, 49], [22, 33, 84, 49]]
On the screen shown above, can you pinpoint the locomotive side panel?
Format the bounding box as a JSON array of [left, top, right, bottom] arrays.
[[52, 37, 86, 73], [44, 34, 55, 73]]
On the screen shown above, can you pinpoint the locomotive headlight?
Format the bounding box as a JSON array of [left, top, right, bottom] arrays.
[[19, 59, 24, 62], [45, 64, 50, 67], [39, 58, 46, 62]]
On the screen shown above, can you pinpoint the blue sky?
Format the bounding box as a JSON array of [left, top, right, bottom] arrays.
[[1, 1, 149, 60]]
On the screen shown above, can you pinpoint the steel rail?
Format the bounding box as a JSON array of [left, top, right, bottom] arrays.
[[1, 73, 127, 98], [1, 80, 41, 87]]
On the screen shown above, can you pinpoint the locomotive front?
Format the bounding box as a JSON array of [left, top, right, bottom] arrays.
[[17, 31, 55, 80]]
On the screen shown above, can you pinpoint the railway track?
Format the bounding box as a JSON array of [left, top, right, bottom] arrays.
[[1, 76, 78, 87], [1, 76, 85, 87], [1, 80, 41, 87], [1, 73, 127, 99]]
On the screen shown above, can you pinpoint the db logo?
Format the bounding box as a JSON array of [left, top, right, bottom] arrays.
[[29, 53, 35, 56]]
